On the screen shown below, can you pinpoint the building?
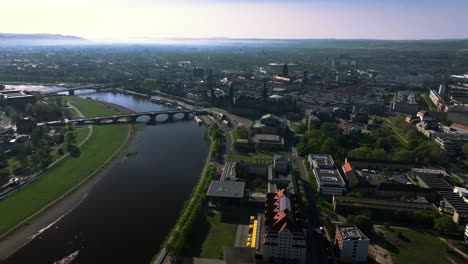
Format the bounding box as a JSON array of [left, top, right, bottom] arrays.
[[273, 155, 288, 174], [206, 180, 246, 206], [438, 191, 468, 224], [429, 90, 446, 111], [392, 91, 419, 114], [345, 158, 413, 170], [308, 154, 346, 195], [251, 114, 288, 136], [263, 190, 307, 264], [411, 168, 452, 190], [0, 90, 36, 107], [454, 186, 468, 201], [435, 136, 468, 156], [335, 225, 369, 263], [417, 110, 433, 122]]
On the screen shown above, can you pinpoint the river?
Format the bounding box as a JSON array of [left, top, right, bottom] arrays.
[[3, 89, 209, 263]]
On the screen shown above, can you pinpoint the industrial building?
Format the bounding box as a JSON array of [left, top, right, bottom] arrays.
[[308, 154, 346, 195], [335, 225, 369, 263]]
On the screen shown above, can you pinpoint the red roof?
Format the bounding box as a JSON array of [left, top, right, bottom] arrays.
[[343, 162, 353, 173]]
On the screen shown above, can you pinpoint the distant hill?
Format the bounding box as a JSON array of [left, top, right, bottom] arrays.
[[0, 33, 87, 46]]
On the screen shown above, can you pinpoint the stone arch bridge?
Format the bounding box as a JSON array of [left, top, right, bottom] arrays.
[[39, 109, 209, 127]]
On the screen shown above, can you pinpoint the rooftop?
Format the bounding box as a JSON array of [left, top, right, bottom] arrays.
[[206, 180, 245, 198], [338, 225, 367, 240], [439, 191, 468, 214]]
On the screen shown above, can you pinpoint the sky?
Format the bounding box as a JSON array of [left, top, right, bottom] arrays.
[[1, 0, 467, 41]]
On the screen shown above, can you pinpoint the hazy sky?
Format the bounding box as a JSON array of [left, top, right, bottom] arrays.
[[1, 0, 467, 40]]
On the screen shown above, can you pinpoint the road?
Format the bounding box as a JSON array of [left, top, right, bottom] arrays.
[[289, 148, 335, 264]]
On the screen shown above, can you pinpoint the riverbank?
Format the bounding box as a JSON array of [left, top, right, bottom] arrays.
[[0, 96, 135, 260], [151, 126, 214, 264]]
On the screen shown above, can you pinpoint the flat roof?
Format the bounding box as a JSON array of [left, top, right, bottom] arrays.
[[206, 180, 245, 198], [416, 174, 452, 190], [309, 154, 335, 168], [338, 225, 366, 240], [440, 191, 468, 213], [313, 167, 346, 186]]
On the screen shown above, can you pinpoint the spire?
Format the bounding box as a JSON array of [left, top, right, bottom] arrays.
[[282, 63, 288, 77]]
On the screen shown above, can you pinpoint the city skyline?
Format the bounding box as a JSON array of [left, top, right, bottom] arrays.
[[1, 0, 468, 42]]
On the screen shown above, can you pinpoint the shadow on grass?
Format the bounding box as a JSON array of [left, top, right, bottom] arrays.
[[370, 231, 400, 254], [179, 210, 211, 257]]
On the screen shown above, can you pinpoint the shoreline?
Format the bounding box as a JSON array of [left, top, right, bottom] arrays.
[[152, 127, 213, 264], [0, 99, 137, 260]]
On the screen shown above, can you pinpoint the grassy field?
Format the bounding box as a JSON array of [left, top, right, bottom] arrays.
[[421, 94, 437, 111], [200, 213, 238, 259], [375, 227, 448, 264], [65, 96, 120, 117], [75, 127, 90, 144], [383, 118, 409, 148], [0, 97, 129, 237]]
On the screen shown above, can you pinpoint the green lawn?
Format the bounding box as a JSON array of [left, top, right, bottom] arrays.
[[0, 97, 129, 237], [421, 94, 437, 111], [377, 228, 448, 264], [383, 119, 409, 148], [74, 127, 90, 144], [65, 96, 119, 117], [200, 213, 238, 259]]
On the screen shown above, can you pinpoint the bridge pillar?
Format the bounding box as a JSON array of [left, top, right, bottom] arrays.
[[183, 112, 190, 120], [167, 113, 174, 122], [68, 90, 75, 96], [147, 115, 157, 125]]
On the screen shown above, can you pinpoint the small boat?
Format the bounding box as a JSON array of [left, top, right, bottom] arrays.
[[54, 250, 79, 264], [194, 116, 203, 125]]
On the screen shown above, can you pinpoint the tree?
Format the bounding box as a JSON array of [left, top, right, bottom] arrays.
[[434, 216, 458, 234], [64, 131, 77, 149], [4, 106, 18, 123], [394, 149, 413, 162], [346, 214, 373, 235], [320, 138, 336, 154], [370, 148, 388, 160], [348, 146, 372, 159], [463, 143, 468, 158]]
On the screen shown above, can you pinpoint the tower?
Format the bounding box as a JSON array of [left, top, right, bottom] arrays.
[[282, 63, 288, 77]]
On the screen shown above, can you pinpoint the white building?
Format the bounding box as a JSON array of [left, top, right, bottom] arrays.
[[335, 225, 370, 263], [264, 190, 307, 264], [308, 154, 346, 195]]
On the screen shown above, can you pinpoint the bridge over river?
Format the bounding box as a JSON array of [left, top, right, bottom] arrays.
[[41, 84, 117, 96], [38, 109, 209, 126]]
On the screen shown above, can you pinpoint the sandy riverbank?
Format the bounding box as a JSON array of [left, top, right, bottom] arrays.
[[0, 99, 138, 260]]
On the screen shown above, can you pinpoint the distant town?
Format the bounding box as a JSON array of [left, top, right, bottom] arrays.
[[0, 39, 468, 264]]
